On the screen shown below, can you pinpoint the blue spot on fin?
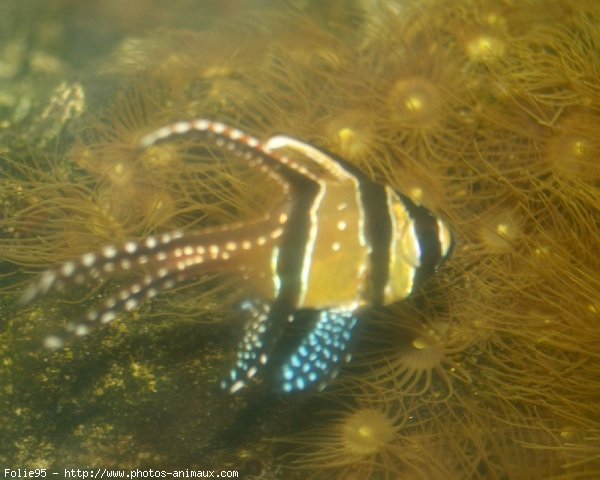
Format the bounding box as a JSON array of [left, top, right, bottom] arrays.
[[278, 310, 358, 393], [220, 299, 283, 393]]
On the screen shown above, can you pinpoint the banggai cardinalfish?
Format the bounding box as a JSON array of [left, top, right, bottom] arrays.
[[21, 119, 453, 394]]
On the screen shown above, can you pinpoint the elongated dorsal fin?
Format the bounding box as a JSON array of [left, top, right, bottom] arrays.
[[139, 120, 321, 187], [264, 135, 360, 184]]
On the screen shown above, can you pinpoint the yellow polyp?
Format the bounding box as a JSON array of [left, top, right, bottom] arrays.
[[142, 144, 180, 168], [388, 77, 444, 128], [335, 126, 365, 159], [572, 140, 586, 157], [545, 110, 600, 184], [323, 113, 376, 161], [404, 94, 424, 113], [496, 222, 509, 237], [408, 187, 423, 203], [466, 34, 505, 61], [555, 138, 591, 176], [485, 13, 504, 28], [534, 246, 550, 257], [338, 127, 355, 145], [478, 208, 523, 253], [278, 377, 460, 478], [342, 409, 395, 456], [400, 335, 445, 372], [277, 379, 421, 478], [105, 161, 137, 188]]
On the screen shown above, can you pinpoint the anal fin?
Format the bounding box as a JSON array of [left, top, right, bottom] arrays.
[[277, 310, 358, 393], [221, 299, 283, 393]]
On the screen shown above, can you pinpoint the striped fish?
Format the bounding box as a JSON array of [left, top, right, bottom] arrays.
[[20, 120, 453, 394]]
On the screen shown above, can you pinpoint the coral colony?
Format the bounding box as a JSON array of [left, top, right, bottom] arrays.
[[1, 0, 599, 477]]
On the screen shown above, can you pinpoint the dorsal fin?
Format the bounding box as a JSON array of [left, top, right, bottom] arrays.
[[138, 120, 320, 187], [264, 135, 361, 184]]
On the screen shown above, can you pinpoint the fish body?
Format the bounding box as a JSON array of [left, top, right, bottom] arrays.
[[21, 120, 452, 394]]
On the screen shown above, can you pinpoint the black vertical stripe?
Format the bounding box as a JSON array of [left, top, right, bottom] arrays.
[[264, 176, 320, 380], [274, 175, 320, 309], [398, 193, 442, 289], [356, 182, 391, 306], [317, 150, 392, 307]]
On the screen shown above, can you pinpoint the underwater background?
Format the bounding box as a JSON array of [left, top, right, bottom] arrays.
[[0, 0, 599, 478]]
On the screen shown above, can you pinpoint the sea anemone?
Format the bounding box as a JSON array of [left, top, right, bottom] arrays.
[[377, 61, 475, 171], [472, 203, 526, 256], [319, 111, 379, 164], [352, 303, 471, 402], [73, 74, 279, 232], [545, 109, 600, 187], [1, 72, 282, 320], [445, 212, 600, 437], [387, 76, 445, 130], [448, 2, 511, 67], [278, 380, 458, 479], [440, 393, 563, 478], [0, 152, 125, 274], [102, 27, 264, 94], [3, 0, 600, 476], [494, 13, 600, 118]]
